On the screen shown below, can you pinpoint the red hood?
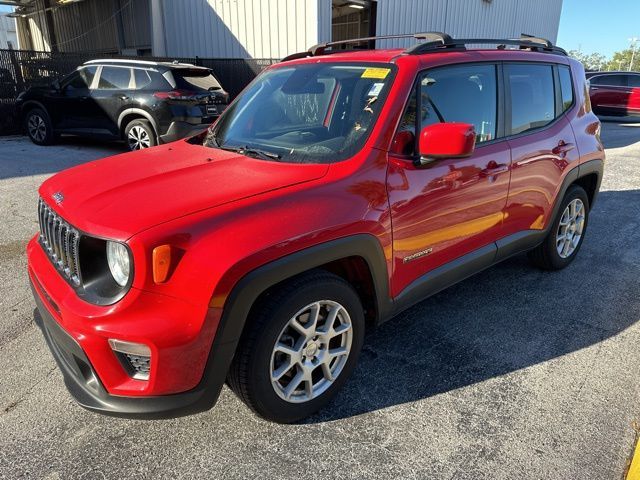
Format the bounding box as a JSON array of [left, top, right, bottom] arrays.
[[39, 141, 329, 239]]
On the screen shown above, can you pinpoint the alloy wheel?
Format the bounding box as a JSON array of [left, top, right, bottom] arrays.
[[270, 300, 353, 403], [28, 114, 46, 142], [128, 125, 151, 150], [556, 198, 585, 258]]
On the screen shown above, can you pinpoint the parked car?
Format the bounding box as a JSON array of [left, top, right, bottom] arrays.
[[28, 33, 603, 423], [16, 59, 229, 150], [586, 71, 640, 116]]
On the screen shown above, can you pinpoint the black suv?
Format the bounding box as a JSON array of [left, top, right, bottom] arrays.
[[16, 59, 229, 150]]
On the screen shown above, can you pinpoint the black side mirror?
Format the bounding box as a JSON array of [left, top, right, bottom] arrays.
[[51, 79, 61, 91]]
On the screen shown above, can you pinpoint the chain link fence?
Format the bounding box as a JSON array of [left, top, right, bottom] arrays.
[[0, 48, 279, 135]]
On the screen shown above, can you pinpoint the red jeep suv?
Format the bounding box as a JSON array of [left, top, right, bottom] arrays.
[[27, 33, 604, 423]]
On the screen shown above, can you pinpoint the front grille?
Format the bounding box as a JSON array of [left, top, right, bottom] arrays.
[[38, 198, 81, 286]]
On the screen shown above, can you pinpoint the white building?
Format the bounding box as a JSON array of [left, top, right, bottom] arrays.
[[12, 0, 564, 58], [0, 13, 18, 49], [154, 0, 564, 58]]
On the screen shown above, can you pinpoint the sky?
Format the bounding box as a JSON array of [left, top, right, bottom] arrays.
[[557, 0, 640, 57]]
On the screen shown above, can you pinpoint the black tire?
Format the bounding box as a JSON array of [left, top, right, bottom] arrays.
[[528, 184, 590, 270], [227, 271, 365, 423], [124, 119, 156, 151], [24, 107, 55, 146]]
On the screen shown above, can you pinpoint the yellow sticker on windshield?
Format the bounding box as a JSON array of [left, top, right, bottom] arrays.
[[361, 68, 390, 79]]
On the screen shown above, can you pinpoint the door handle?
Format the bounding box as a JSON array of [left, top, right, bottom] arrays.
[[552, 141, 575, 157], [480, 160, 508, 177]]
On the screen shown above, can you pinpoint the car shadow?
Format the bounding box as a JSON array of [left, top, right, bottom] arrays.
[[598, 118, 640, 149], [0, 135, 127, 181], [305, 188, 640, 423]]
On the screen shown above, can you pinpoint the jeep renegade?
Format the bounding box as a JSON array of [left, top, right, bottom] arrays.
[[27, 33, 604, 423]]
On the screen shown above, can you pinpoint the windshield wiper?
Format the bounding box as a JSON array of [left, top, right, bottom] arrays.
[[222, 145, 282, 161]]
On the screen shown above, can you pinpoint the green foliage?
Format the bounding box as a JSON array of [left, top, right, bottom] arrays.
[[603, 49, 639, 72], [568, 50, 608, 71], [568, 47, 640, 72]]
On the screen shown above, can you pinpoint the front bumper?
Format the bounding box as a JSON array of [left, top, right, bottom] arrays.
[[28, 236, 235, 418]]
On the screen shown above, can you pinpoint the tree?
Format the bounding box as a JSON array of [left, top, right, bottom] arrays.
[[568, 50, 608, 71], [603, 48, 639, 72]]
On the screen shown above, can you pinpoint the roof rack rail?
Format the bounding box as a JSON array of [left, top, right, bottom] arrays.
[[280, 32, 452, 62], [279, 32, 566, 63], [406, 34, 566, 56]]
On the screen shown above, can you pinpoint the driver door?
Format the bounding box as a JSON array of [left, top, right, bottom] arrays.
[[387, 63, 511, 297], [54, 66, 98, 131]]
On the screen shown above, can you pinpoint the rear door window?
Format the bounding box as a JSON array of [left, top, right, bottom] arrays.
[[172, 69, 222, 91], [506, 64, 555, 135], [627, 75, 640, 87], [133, 69, 153, 89], [98, 66, 132, 90]]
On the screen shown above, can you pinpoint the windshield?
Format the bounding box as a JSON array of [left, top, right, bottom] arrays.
[[203, 62, 395, 163]]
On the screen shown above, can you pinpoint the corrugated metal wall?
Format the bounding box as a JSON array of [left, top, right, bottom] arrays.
[[161, 0, 325, 58], [375, 0, 563, 48], [16, 0, 151, 54]]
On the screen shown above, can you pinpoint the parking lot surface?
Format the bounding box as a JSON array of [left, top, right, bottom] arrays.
[[1, 124, 639, 480]]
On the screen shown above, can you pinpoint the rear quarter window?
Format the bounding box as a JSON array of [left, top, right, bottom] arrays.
[[558, 65, 574, 112]]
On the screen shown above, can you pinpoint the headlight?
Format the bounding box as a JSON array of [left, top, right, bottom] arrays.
[[106, 241, 131, 287]]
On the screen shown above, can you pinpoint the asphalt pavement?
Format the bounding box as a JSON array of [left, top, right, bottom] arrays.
[[0, 123, 639, 480]]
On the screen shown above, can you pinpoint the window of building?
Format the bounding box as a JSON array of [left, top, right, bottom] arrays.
[[98, 66, 132, 89], [506, 64, 555, 135], [558, 65, 574, 112]]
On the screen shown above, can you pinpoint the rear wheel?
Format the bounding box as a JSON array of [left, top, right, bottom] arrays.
[[124, 119, 156, 151], [227, 271, 365, 423], [25, 108, 55, 145], [528, 185, 590, 270]]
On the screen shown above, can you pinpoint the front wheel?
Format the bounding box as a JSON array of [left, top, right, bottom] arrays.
[[227, 271, 365, 423], [25, 108, 55, 145], [528, 184, 590, 270]]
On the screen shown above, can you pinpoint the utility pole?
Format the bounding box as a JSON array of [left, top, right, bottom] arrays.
[[629, 37, 639, 72]]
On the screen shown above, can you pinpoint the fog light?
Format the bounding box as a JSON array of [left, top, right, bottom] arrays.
[[109, 339, 151, 381]]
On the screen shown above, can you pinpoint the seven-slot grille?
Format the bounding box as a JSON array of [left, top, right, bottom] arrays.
[[38, 198, 81, 286]]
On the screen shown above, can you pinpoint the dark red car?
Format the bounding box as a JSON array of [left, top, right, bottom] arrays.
[[586, 71, 640, 116], [28, 33, 604, 423]]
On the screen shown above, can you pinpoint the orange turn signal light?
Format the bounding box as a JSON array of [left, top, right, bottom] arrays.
[[152, 245, 172, 284]]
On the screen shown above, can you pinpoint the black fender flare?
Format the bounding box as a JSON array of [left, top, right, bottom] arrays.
[[215, 234, 392, 345], [19, 100, 49, 119], [117, 108, 159, 138], [191, 234, 392, 412]]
